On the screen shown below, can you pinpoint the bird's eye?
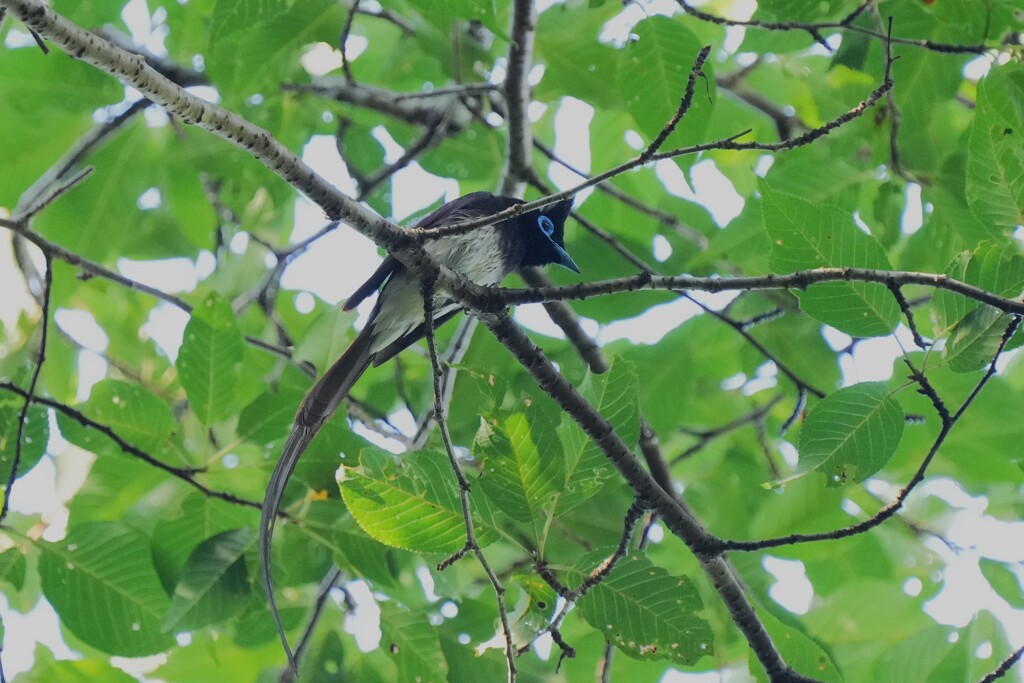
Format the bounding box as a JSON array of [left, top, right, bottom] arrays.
[[537, 215, 555, 236]]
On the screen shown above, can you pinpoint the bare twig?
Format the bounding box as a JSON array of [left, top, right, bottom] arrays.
[[641, 45, 712, 160], [412, 315, 477, 449], [282, 566, 344, 683], [721, 316, 1020, 551], [354, 4, 414, 35], [421, 279, 516, 681], [673, 0, 985, 54], [339, 0, 361, 83], [0, 253, 51, 524], [673, 396, 783, 464], [978, 645, 1024, 683], [0, 382, 266, 512], [476, 310, 819, 681]]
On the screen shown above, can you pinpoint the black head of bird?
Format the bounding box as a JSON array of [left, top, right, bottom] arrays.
[[260, 191, 579, 674], [515, 195, 579, 273]]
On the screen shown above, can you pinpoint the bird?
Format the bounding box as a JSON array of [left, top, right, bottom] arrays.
[[259, 191, 579, 672]]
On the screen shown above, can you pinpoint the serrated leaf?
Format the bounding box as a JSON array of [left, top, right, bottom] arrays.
[[933, 243, 1024, 337], [621, 17, 713, 163], [39, 522, 173, 656], [163, 528, 254, 632], [152, 492, 257, 593], [798, 383, 904, 486], [762, 182, 899, 337], [84, 380, 176, 453], [967, 68, 1024, 230], [554, 357, 638, 516], [474, 409, 565, 525], [566, 552, 712, 665], [208, 0, 346, 93], [237, 390, 304, 444], [340, 449, 500, 554], [177, 292, 245, 425], [380, 603, 448, 683], [944, 306, 1012, 373]]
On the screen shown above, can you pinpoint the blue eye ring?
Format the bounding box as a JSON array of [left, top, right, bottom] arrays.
[[537, 215, 555, 236]]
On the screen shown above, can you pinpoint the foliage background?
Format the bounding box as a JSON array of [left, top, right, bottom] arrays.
[[1, 0, 1023, 681]]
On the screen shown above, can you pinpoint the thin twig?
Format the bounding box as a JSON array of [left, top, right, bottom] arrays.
[[412, 315, 477, 449], [673, 0, 985, 54], [283, 566, 343, 682], [500, 0, 539, 196], [641, 45, 712, 161], [978, 645, 1024, 683], [421, 279, 517, 682], [0, 253, 51, 524], [354, 5, 414, 35], [721, 316, 1020, 551], [0, 382, 267, 512], [673, 395, 783, 464], [339, 0, 361, 83]]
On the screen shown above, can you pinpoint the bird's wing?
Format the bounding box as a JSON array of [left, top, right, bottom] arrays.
[[343, 255, 400, 311]]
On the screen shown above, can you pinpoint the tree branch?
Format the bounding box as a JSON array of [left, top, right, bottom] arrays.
[[500, 0, 539, 197], [475, 310, 819, 682]]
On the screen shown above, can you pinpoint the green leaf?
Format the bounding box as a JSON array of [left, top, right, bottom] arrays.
[[39, 522, 173, 656], [535, 2, 625, 109], [474, 409, 565, 525], [0, 48, 120, 205], [208, 0, 347, 94], [0, 548, 26, 591], [944, 306, 1012, 373], [762, 182, 899, 337], [83, 380, 177, 453], [237, 389, 304, 444], [163, 528, 254, 632], [404, 0, 501, 32], [151, 492, 257, 593], [0, 402, 48, 482], [340, 449, 500, 554], [566, 552, 712, 665], [379, 603, 448, 683], [554, 357, 638, 516], [798, 383, 904, 486], [177, 292, 245, 425], [933, 243, 1024, 337], [16, 644, 138, 683], [967, 66, 1024, 230], [750, 608, 843, 683], [979, 558, 1024, 609], [621, 17, 714, 165]]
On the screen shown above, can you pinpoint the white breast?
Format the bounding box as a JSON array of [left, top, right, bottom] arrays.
[[367, 226, 509, 353]]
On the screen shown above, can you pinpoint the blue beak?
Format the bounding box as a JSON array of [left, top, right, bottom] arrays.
[[551, 241, 581, 274]]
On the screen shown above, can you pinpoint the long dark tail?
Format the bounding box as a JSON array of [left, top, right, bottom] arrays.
[[259, 327, 375, 673]]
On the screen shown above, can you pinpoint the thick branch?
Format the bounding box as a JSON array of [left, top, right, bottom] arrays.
[[476, 311, 817, 682], [500, 0, 539, 196]]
